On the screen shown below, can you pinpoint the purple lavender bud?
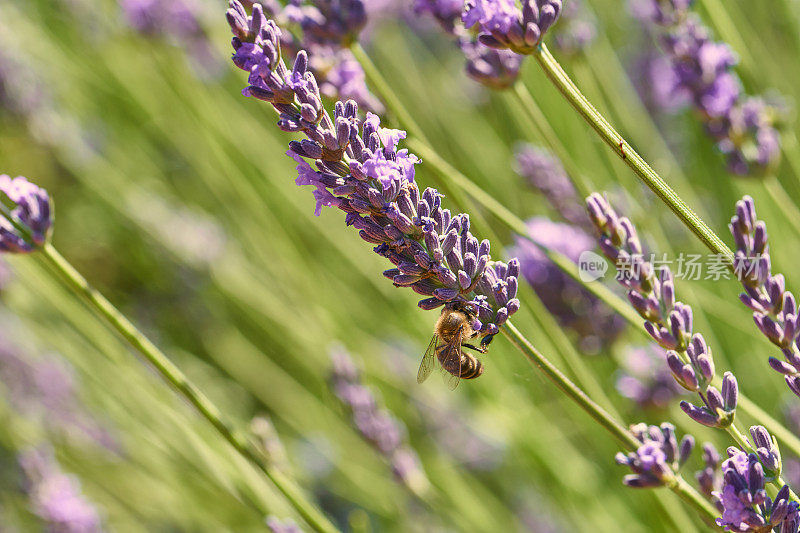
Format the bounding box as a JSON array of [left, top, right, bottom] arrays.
[[721, 372, 738, 413], [414, 0, 465, 33], [770, 357, 798, 375], [678, 435, 695, 466], [680, 400, 720, 427], [463, 0, 563, 54], [0, 175, 53, 252]]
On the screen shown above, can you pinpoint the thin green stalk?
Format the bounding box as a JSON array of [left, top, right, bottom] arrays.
[[532, 43, 733, 261], [501, 321, 719, 524], [36, 243, 339, 533]]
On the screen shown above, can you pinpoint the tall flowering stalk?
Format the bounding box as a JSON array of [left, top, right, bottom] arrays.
[[0, 174, 338, 533], [587, 193, 800, 525], [633, 0, 783, 176], [586, 193, 739, 430], [728, 196, 800, 400], [227, 0, 519, 334]]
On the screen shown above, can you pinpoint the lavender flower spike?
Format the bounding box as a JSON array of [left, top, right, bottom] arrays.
[[463, 0, 563, 54], [586, 193, 739, 429], [715, 438, 799, 532], [227, 1, 519, 335], [615, 422, 694, 488], [329, 348, 430, 493], [0, 174, 53, 252], [729, 195, 800, 399]]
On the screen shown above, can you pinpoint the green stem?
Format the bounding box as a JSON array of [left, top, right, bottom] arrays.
[[37, 243, 339, 533], [501, 321, 719, 522], [532, 44, 733, 261]]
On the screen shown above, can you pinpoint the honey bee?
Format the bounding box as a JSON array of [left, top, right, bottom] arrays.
[[417, 302, 495, 390]]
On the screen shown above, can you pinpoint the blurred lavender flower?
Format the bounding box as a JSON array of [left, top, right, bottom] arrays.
[[459, 37, 523, 90], [18, 447, 103, 532], [329, 348, 430, 493], [513, 143, 586, 227], [511, 217, 625, 353], [587, 193, 738, 428], [696, 442, 723, 510], [716, 429, 799, 532], [250, 0, 381, 110], [0, 336, 116, 449], [0, 175, 53, 253], [414, 0, 465, 33], [551, 0, 596, 55], [615, 422, 694, 488], [227, 1, 519, 334], [634, 0, 783, 175], [463, 0, 563, 54], [125, 191, 227, 267], [728, 196, 800, 400], [413, 0, 525, 89], [0, 50, 48, 118], [615, 346, 684, 409], [266, 516, 303, 533], [120, 0, 224, 79]]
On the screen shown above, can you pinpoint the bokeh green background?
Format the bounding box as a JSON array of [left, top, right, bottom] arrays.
[[1, 0, 799, 531]]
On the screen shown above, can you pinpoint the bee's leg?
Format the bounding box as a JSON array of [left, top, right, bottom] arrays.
[[461, 343, 487, 354]]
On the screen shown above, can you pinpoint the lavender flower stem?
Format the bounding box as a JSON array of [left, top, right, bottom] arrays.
[[501, 321, 637, 447], [532, 44, 733, 261], [502, 320, 719, 521], [36, 243, 338, 533]]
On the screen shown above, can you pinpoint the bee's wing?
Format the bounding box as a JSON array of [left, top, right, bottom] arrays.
[[417, 334, 438, 384], [439, 328, 464, 391]]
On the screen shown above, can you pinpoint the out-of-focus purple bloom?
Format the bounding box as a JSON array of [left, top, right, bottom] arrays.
[[615, 346, 685, 409], [513, 143, 586, 226], [283, 0, 366, 47], [0, 337, 116, 449], [511, 217, 625, 353], [250, 0, 379, 110], [19, 447, 103, 532], [329, 348, 430, 493], [615, 422, 694, 488], [228, 1, 519, 334], [459, 37, 523, 90], [266, 516, 303, 533], [696, 442, 724, 510], [463, 0, 562, 54], [414, 0, 465, 33], [121, 0, 224, 79], [552, 0, 596, 55], [715, 431, 798, 532], [0, 50, 48, 118], [728, 196, 800, 399], [0, 175, 53, 253], [635, 0, 783, 175], [587, 193, 739, 429]]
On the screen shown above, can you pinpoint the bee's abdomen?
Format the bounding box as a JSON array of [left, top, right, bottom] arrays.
[[460, 354, 483, 380]]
